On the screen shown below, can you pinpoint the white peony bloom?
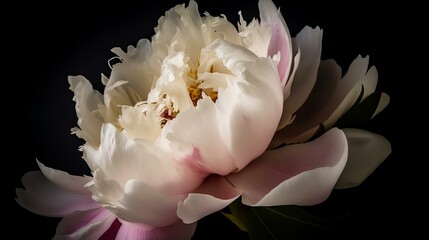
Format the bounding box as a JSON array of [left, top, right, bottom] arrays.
[[16, 0, 391, 238]]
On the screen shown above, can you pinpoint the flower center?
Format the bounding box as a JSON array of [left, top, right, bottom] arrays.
[[187, 80, 218, 106], [119, 50, 231, 138], [186, 65, 219, 107]]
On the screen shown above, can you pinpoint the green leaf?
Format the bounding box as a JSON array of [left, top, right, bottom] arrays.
[[221, 212, 248, 232], [229, 200, 342, 240]]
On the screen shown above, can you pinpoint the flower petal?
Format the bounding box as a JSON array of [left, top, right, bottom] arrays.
[[362, 66, 378, 100], [335, 128, 391, 189], [37, 160, 92, 194], [228, 128, 348, 206], [238, 11, 272, 58], [152, 0, 204, 70], [86, 123, 203, 194], [177, 175, 241, 224], [115, 220, 196, 240], [69, 75, 104, 147], [372, 92, 390, 118], [281, 26, 323, 123], [16, 171, 99, 217], [164, 97, 236, 175], [89, 170, 184, 227], [259, 0, 293, 86], [165, 40, 283, 174], [276, 56, 371, 143], [56, 208, 116, 239], [106, 39, 157, 123]]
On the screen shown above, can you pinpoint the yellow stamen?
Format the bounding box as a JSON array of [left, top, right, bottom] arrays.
[[188, 82, 203, 106], [210, 90, 218, 102]]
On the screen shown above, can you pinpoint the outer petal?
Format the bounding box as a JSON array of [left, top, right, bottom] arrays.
[[165, 40, 283, 174], [69, 75, 104, 147], [37, 160, 92, 195], [259, 0, 293, 86], [177, 175, 241, 224], [276, 56, 371, 143], [372, 92, 390, 118], [228, 128, 348, 206], [281, 26, 323, 125], [55, 208, 116, 240], [335, 128, 391, 189], [89, 170, 185, 227], [115, 220, 196, 240], [16, 171, 98, 217], [86, 123, 203, 194], [362, 66, 378, 100]]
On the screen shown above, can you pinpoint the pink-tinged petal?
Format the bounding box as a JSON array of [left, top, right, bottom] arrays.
[[372, 92, 390, 118], [37, 160, 92, 195], [117, 180, 184, 226], [69, 75, 104, 147], [56, 208, 116, 239], [282, 42, 300, 100], [100, 219, 122, 240], [259, 0, 293, 86], [115, 220, 196, 240], [165, 96, 237, 175], [282, 26, 323, 123], [228, 128, 348, 206], [16, 171, 99, 217], [276, 46, 301, 130], [335, 128, 391, 189], [178, 175, 241, 224]]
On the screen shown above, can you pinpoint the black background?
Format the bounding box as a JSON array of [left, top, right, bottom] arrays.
[[7, 0, 420, 239]]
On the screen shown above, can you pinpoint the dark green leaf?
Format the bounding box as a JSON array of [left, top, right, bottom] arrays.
[[229, 200, 342, 240]]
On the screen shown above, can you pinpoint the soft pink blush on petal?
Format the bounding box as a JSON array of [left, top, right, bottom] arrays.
[[100, 219, 122, 240], [268, 23, 292, 86], [115, 220, 197, 240], [16, 171, 98, 217], [56, 208, 116, 239], [227, 128, 348, 206], [177, 175, 241, 224], [259, 0, 292, 87]]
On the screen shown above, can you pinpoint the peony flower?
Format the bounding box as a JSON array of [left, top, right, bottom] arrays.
[[16, 0, 391, 239]]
